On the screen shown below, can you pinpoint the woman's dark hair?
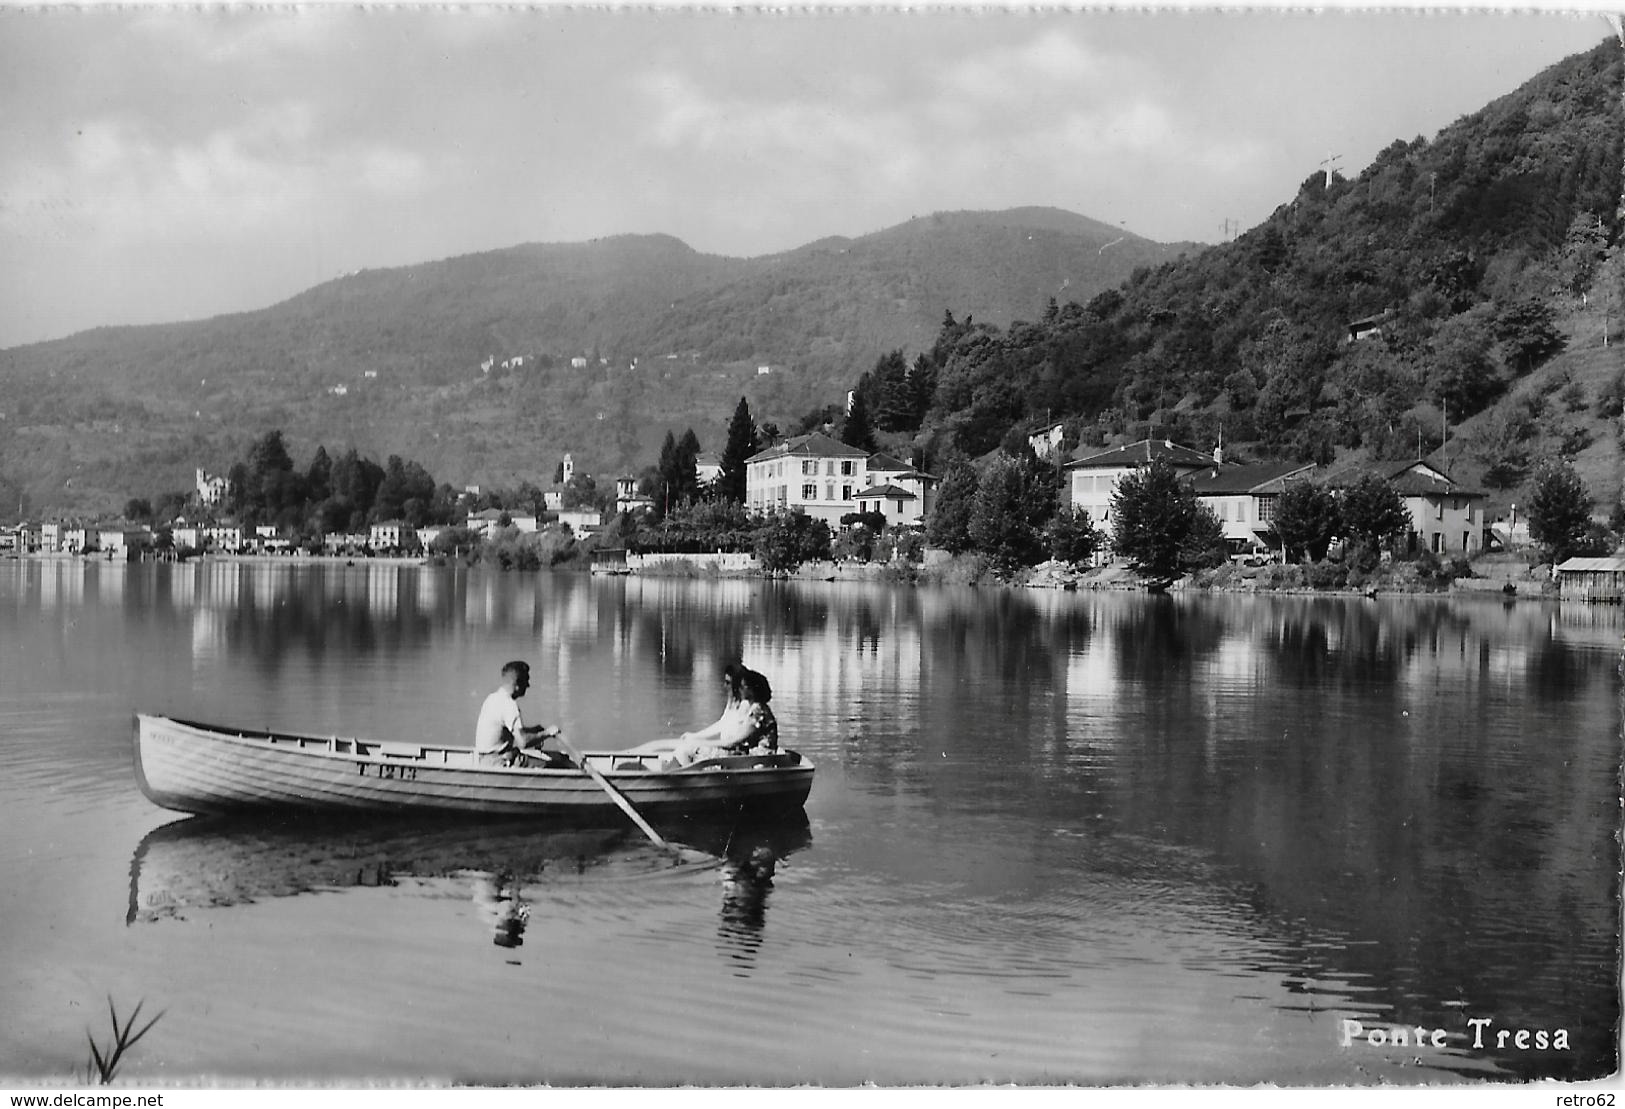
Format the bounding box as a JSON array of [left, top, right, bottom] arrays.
[[722, 662, 772, 704]]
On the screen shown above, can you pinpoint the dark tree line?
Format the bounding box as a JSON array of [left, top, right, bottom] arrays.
[[221, 430, 461, 534]]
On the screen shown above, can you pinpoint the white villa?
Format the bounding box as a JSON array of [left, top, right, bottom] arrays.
[[1063, 439, 1219, 540], [855, 452, 938, 527], [745, 433, 869, 525], [195, 468, 231, 507], [1189, 461, 1318, 558]]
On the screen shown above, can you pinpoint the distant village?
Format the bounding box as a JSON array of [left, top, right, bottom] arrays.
[[6, 414, 1607, 597]]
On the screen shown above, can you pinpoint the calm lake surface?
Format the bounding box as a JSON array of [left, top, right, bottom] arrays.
[[0, 559, 1619, 1086]]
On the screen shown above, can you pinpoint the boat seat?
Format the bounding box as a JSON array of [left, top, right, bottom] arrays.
[[374, 742, 424, 759]]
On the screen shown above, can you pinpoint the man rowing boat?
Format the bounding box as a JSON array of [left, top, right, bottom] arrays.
[[474, 660, 565, 767]]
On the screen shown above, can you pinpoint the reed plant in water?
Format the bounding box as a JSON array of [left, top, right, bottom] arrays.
[[84, 996, 164, 1084]]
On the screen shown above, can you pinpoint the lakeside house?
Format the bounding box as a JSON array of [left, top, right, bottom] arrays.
[[1063, 438, 1219, 541], [368, 520, 419, 552], [97, 526, 154, 561], [855, 452, 938, 528], [1189, 461, 1318, 559], [745, 433, 869, 525], [1319, 458, 1488, 555]]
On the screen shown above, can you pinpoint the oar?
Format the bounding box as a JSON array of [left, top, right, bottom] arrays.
[[546, 732, 671, 851]]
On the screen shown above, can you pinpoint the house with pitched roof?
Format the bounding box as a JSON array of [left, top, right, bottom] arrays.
[[1063, 439, 1219, 540], [1189, 461, 1318, 558], [1319, 458, 1487, 555], [745, 433, 869, 525], [854, 452, 938, 527]]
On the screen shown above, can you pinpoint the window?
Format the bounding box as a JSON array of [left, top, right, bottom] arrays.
[[802, 483, 817, 500], [1435, 499, 1443, 521], [841, 461, 855, 476], [826, 483, 835, 501], [1258, 496, 1276, 523], [1431, 532, 1442, 553], [826, 461, 836, 476], [803, 460, 817, 476], [842, 485, 853, 501]]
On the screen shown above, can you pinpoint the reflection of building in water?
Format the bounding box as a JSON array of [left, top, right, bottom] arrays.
[[365, 565, 401, 620], [90, 564, 125, 606], [745, 610, 922, 714], [167, 563, 197, 608], [466, 574, 501, 629], [191, 605, 227, 665], [37, 561, 85, 612], [415, 567, 440, 611], [557, 582, 598, 639], [469, 871, 530, 948]]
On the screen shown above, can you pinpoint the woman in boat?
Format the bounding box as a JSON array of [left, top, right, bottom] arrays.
[[662, 662, 778, 770]]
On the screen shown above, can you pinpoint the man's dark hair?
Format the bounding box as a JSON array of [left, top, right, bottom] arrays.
[[502, 660, 530, 679]]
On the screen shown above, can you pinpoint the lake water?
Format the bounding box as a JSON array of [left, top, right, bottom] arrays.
[[0, 559, 1619, 1086]]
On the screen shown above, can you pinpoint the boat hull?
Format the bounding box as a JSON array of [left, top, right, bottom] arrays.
[[133, 714, 814, 819]]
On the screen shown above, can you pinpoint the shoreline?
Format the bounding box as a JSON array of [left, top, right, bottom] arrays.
[[3, 549, 1587, 603]]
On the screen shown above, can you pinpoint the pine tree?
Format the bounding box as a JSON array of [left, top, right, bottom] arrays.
[[841, 391, 876, 453], [719, 397, 756, 503]]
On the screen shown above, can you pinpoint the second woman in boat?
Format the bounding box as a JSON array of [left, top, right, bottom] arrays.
[[662, 662, 778, 770]]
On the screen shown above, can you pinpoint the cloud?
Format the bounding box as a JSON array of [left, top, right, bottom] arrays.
[[0, 105, 438, 243]]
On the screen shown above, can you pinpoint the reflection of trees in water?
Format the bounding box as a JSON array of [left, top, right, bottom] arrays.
[[1108, 595, 1225, 689]]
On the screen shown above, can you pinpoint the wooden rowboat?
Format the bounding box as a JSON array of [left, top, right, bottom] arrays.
[[133, 713, 815, 819]]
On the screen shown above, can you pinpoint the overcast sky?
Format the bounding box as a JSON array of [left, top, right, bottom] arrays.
[[0, 4, 1615, 349]]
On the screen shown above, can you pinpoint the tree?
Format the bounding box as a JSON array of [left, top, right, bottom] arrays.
[[1495, 298, 1566, 375], [1178, 503, 1229, 571], [123, 497, 153, 522], [1273, 482, 1342, 562], [1555, 211, 1608, 301], [1339, 475, 1410, 553], [1426, 305, 1502, 418], [967, 455, 1054, 577], [306, 446, 332, 504], [1525, 460, 1592, 563], [841, 391, 876, 453], [1046, 507, 1102, 567], [718, 396, 757, 503], [925, 460, 978, 553], [753, 510, 832, 574], [655, 429, 700, 518], [1109, 458, 1203, 579]]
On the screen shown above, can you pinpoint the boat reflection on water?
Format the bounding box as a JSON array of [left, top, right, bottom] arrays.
[[127, 811, 813, 950]]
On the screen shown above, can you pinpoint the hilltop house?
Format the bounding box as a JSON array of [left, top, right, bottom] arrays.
[[1319, 458, 1487, 555], [1189, 461, 1318, 559], [745, 433, 869, 525], [855, 452, 938, 528], [1027, 421, 1067, 460], [1063, 439, 1219, 541], [195, 468, 231, 507], [615, 476, 655, 516]]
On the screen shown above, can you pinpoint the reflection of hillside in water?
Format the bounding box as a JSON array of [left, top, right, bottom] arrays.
[[735, 587, 1619, 1081]]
